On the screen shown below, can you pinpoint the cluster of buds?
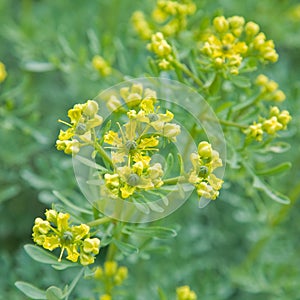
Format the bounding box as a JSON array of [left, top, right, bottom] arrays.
[[201, 15, 279, 75], [188, 141, 223, 200], [132, 0, 196, 39], [92, 55, 112, 77], [176, 285, 197, 300], [245, 106, 292, 141], [95, 261, 128, 299], [0, 61, 7, 83], [255, 74, 286, 102], [32, 210, 100, 265], [147, 32, 174, 70], [56, 100, 103, 154]]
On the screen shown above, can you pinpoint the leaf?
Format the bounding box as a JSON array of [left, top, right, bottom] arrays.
[[0, 185, 21, 203], [74, 155, 107, 171], [260, 142, 291, 154], [132, 198, 150, 215], [147, 201, 164, 213], [203, 71, 216, 88], [253, 175, 290, 204], [46, 286, 63, 300], [230, 75, 251, 88], [255, 162, 292, 176], [123, 226, 177, 239], [15, 281, 47, 299], [112, 239, 139, 256], [24, 245, 78, 269], [157, 287, 168, 300], [52, 190, 92, 215]]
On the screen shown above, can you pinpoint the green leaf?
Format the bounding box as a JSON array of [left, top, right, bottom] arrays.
[[46, 286, 63, 300], [0, 185, 21, 203], [52, 190, 92, 215], [260, 142, 291, 154], [15, 281, 47, 299], [157, 287, 168, 300], [253, 175, 290, 204], [123, 226, 177, 239], [255, 162, 292, 176], [230, 75, 251, 88], [112, 239, 139, 256], [24, 245, 78, 269], [203, 71, 216, 88], [74, 155, 108, 171]]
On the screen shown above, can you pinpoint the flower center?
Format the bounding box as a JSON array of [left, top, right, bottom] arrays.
[[76, 123, 86, 135], [198, 166, 209, 178], [61, 231, 73, 243], [125, 140, 137, 151], [148, 113, 159, 122], [127, 173, 140, 186]]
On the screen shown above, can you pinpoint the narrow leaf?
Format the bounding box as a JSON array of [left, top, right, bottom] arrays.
[[0, 185, 21, 203], [255, 162, 291, 176], [123, 226, 177, 239], [253, 176, 290, 204], [112, 239, 138, 256], [74, 155, 107, 171]]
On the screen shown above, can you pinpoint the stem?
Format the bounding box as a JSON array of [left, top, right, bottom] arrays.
[[219, 119, 248, 129], [94, 142, 114, 169], [171, 59, 204, 87], [87, 216, 112, 227], [163, 175, 186, 185]]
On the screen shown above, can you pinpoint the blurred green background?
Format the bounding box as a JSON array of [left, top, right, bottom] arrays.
[[1, 0, 300, 299]]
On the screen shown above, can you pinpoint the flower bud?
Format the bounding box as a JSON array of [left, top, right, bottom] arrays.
[[197, 141, 212, 158], [213, 16, 229, 33], [245, 21, 260, 36]]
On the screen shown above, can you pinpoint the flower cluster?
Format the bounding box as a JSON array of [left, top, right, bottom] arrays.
[[147, 32, 174, 70], [94, 260, 128, 285], [92, 55, 112, 77], [32, 210, 100, 265], [176, 285, 197, 300], [132, 0, 196, 39], [200, 16, 278, 75], [255, 74, 286, 102], [0, 61, 7, 83], [102, 84, 181, 199], [56, 100, 103, 154], [95, 261, 128, 299], [188, 141, 223, 200], [245, 106, 292, 141]]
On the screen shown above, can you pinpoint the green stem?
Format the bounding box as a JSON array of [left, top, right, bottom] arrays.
[[87, 216, 112, 227], [171, 59, 204, 87], [219, 119, 248, 129], [163, 175, 186, 185], [94, 142, 114, 169]]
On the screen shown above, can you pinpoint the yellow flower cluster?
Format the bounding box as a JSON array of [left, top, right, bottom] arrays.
[[0, 61, 7, 83], [56, 100, 103, 154], [245, 106, 292, 141], [94, 261, 128, 285], [255, 74, 286, 102], [176, 285, 197, 300], [147, 32, 174, 70], [188, 141, 223, 200], [201, 16, 278, 75], [132, 0, 196, 39], [32, 210, 100, 265], [92, 55, 112, 77], [102, 83, 180, 200]]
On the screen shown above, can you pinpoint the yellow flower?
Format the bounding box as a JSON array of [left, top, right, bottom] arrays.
[[100, 294, 112, 300], [92, 55, 112, 77], [176, 285, 197, 300], [0, 61, 7, 83], [245, 122, 264, 141], [131, 11, 153, 40], [245, 21, 260, 36], [197, 141, 212, 158], [114, 266, 128, 285], [104, 261, 118, 277], [147, 32, 173, 58], [263, 116, 283, 135], [213, 16, 229, 33], [83, 238, 101, 255], [94, 266, 103, 279]]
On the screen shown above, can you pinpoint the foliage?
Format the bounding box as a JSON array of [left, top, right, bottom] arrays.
[[1, 0, 300, 299]]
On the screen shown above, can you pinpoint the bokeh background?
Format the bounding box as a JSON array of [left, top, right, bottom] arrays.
[[1, 0, 300, 299]]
